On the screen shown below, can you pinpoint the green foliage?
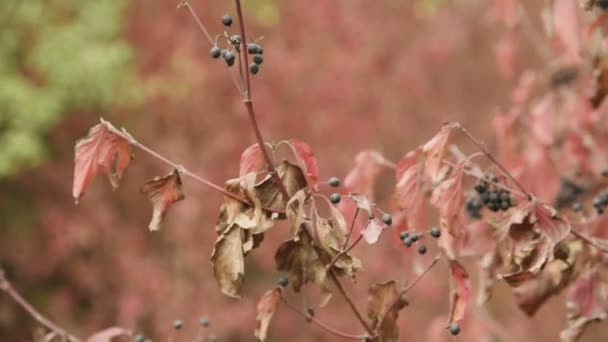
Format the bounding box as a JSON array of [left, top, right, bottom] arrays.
[[0, 0, 140, 177]]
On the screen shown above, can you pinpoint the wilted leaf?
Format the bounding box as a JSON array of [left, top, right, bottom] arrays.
[[448, 260, 471, 323], [314, 213, 362, 278], [367, 281, 408, 342], [533, 203, 571, 246], [140, 169, 185, 231], [286, 189, 308, 238], [275, 229, 327, 292], [288, 140, 320, 191], [344, 150, 390, 197], [422, 124, 452, 182], [240, 143, 266, 178], [361, 218, 386, 245], [255, 161, 308, 210], [394, 148, 424, 211], [350, 193, 374, 217], [254, 288, 281, 341], [211, 225, 245, 298], [430, 166, 465, 237], [476, 250, 500, 305], [85, 327, 129, 342], [73, 122, 133, 201]]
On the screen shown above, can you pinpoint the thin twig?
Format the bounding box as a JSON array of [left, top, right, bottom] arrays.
[[280, 296, 366, 340], [327, 271, 374, 335], [326, 209, 362, 271], [234, 0, 252, 99], [570, 229, 608, 253], [377, 254, 441, 328], [0, 269, 79, 342], [455, 124, 531, 199], [101, 119, 284, 215]]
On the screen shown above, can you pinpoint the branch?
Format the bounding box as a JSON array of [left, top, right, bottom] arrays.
[[280, 296, 366, 340], [0, 269, 79, 342], [326, 208, 362, 271], [569, 229, 608, 253]]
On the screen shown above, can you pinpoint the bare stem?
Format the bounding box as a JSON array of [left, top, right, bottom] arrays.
[[101, 119, 284, 214], [0, 269, 79, 342], [570, 229, 608, 253], [280, 296, 366, 340], [234, 0, 251, 99], [327, 271, 374, 335], [456, 124, 531, 199], [326, 209, 362, 271]]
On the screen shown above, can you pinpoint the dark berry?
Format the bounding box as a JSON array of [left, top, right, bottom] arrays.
[[382, 213, 393, 225], [449, 322, 460, 336], [229, 34, 241, 46], [253, 54, 264, 65], [210, 47, 221, 59], [430, 227, 441, 238], [328, 177, 340, 187], [489, 192, 498, 202], [173, 320, 183, 330], [134, 335, 145, 342], [411, 234, 419, 242], [247, 43, 260, 54], [221, 14, 233, 26], [572, 202, 582, 211], [474, 181, 488, 194], [200, 317, 210, 328], [602, 169, 608, 177], [500, 200, 510, 211], [480, 192, 490, 205], [278, 276, 289, 288], [257, 46, 264, 55], [399, 231, 409, 240], [403, 237, 413, 247], [418, 245, 427, 254], [224, 51, 236, 66], [330, 193, 341, 204], [249, 63, 259, 75]]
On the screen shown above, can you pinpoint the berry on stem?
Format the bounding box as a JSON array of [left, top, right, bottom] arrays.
[[430, 227, 441, 238], [221, 14, 233, 26], [330, 193, 341, 204], [403, 237, 413, 247], [449, 322, 461, 336], [224, 51, 236, 66], [249, 63, 259, 75], [173, 320, 183, 330], [418, 245, 427, 254], [278, 276, 289, 288], [328, 176, 340, 187], [134, 335, 145, 342], [382, 213, 392, 225], [210, 47, 221, 59], [253, 54, 264, 65], [200, 316, 210, 328], [399, 231, 409, 240], [247, 43, 260, 54]]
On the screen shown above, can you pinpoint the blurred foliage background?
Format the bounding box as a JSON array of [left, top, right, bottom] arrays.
[[0, 0, 606, 341]]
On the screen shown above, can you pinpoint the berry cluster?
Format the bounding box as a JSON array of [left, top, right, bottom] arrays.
[[399, 227, 440, 254], [555, 177, 585, 209], [592, 189, 608, 215], [468, 178, 513, 217], [209, 14, 265, 75]]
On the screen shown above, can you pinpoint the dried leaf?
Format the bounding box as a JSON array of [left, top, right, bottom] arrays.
[[430, 166, 465, 237], [344, 150, 389, 197], [73, 122, 133, 201], [275, 229, 327, 292], [448, 260, 471, 323], [394, 148, 424, 211], [255, 161, 308, 211], [239, 143, 266, 178], [361, 218, 386, 245], [476, 250, 500, 305], [286, 189, 308, 238], [367, 281, 408, 342], [288, 139, 320, 191], [140, 169, 185, 231], [422, 124, 452, 182], [211, 225, 245, 298], [254, 288, 281, 341], [349, 193, 374, 217], [85, 326, 129, 342], [533, 203, 571, 246]]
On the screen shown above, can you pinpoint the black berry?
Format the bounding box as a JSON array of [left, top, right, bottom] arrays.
[[173, 320, 183, 330], [257, 46, 264, 55], [224, 51, 236, 66], [221, 14, 233, 26], [249, 63, 259, 75], [134, 335, 145, 342], [474, 181, 488, 194], [278, 276, 289, 288], [430, 227, 441, 238], [399, 231, 409, 240], [449, 322, 460, 336], [330, 193, 341, 204], [229, 34, 241, 46], [418, 245, 427, 254], [328, 177, 340, 187], [200, 317, 210, 328], [403, 237, 413, 247], [382, 213, 393, 225], [411, 234, 419, 242], [602, 169, 608, 177], [253, 54, 264, 65], [247, 43, 260, 54], [210, 47, 221, 59]]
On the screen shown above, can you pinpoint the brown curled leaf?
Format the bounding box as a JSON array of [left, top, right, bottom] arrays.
[[140, 169, 185, 231], [254, 288, 281, 341]]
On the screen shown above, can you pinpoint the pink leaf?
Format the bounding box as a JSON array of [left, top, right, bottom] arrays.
[[394, 148, 424, 212], [553, 0, 582, 61], [239, 143, 266, 178], [448, 260, 472, 324], [289, 139, 319, 191], [530, 92, 556, 145], [422, 124, 452, 182], [533, 203, 571, 245], [430, 165, 465, 237], [86, 327, 129, 342], [361, 218, 386, 245], [255, 288, 281, 341], [344, 150, 389, 197]]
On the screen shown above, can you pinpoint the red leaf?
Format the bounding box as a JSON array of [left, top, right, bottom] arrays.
[[73, 122, 133, 202], [239, 143, 266, 178], [448, 260, 471, 324], [344, 150, 390, 197], [430, 166, 465, 237], [567, 270, 608, 319], [254, 288, 281, 341], [140, 169, 185, 231], [553, 0, 582, 61], [85, 326, 129, 342], [422, 124, 452, 182], [530, 92, 556, 145], [361, 218, 386, 245], [289, 139, 319, 191], [533, 203, 571, 245]]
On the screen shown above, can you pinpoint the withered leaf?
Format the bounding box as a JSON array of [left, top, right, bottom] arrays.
[[288, 139, 320, 191], [361, 218, 386, 245], [211, 225, 245, 298], [239, 143, 266, 178], [275, 228, 327, 292], [140, 169, 185, 231], [73, 121, 133, 201], [349, 193, 374, 217], [313, 213, 362, 278], [367, 281, 408, 342], [286, 189, 308, 238], [448, 260, 471, 324], [430, 165, 465, 237], [422, 124, 453, 183], [255, 161, 308, 211], [254, 288, 281, 341]]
